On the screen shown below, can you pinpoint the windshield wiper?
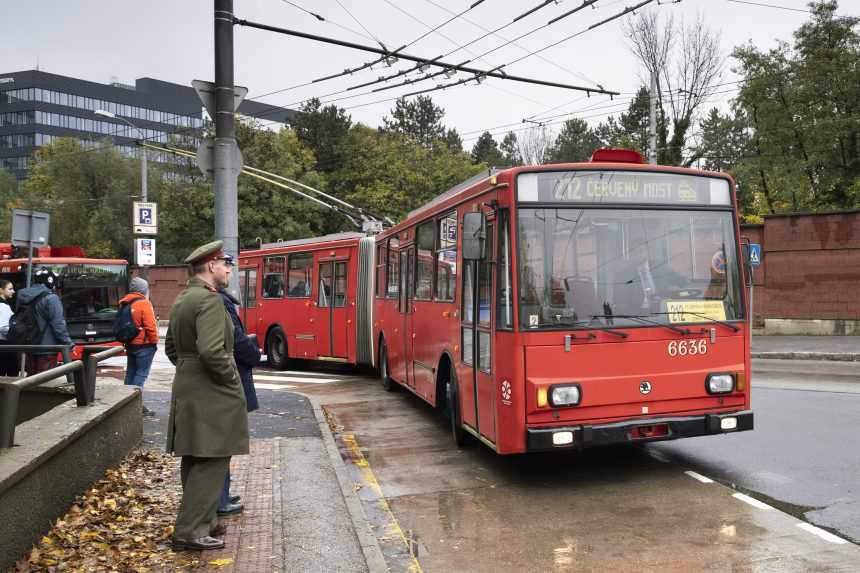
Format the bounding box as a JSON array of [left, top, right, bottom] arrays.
[[649, 311, 740, 332], [539, 318, 628, 338], [606, 314, 693, 335]]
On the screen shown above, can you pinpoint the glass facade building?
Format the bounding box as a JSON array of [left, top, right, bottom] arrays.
[[0, 70, 295, 180]]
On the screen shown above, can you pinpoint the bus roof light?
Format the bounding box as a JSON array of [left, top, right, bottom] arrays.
[[590, 148, 644, 164]]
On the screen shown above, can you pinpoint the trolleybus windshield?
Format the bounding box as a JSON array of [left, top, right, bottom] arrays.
[[516, 207, 743, 330]]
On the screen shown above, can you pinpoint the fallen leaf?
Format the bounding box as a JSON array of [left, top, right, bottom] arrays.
[[208, 558, 234, 566]]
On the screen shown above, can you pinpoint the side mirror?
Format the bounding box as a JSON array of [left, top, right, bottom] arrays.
[[462, 212, 486, 260]]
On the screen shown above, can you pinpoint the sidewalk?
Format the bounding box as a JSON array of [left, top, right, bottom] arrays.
[[134, 388, 387, 573], [751, 335, 860, 361]]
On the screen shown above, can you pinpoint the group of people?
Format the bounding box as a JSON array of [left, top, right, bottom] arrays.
[[0, 269, 74, 376], [1, 241, 258, 552]]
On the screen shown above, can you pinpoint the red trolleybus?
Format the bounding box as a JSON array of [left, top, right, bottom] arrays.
[[373, 149, 753, 454], [238, 232, 376, 369], [0, 244, 128, 359]]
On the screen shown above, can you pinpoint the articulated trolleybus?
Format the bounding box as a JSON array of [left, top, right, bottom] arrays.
[[238, 233, 376, 369], [373, 149, 753, 454]]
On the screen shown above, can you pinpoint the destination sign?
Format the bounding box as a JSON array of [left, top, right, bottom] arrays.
[[517, 171, 732, 206]]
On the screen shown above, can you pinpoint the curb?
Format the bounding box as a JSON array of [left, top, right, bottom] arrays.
[[308, 397, 389, 573], [752, 352, 860, 361]]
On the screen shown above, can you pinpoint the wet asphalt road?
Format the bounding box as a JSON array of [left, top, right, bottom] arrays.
[[111, 348, 860, 572]]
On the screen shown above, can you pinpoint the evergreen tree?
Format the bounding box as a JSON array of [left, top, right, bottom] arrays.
[[500, 131, 522, 166], [547, 119, 603, 163], [381, 96, 447, 147], [291, 98, 352, 173], [470, 131, 505, 166]]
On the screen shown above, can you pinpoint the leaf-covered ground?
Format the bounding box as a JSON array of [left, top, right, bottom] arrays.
[[11, 451, 229, 572]]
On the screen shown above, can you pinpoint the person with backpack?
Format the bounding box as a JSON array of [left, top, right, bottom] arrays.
[[0, 279, 17, 376], [116, 277, 158, 416], [10, 268, 73, 374]]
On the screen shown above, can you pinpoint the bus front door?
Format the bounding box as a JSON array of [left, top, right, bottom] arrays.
[[316, 260, 349, 358], [460, 218, 496, 443], [401, 247, 415, 389]]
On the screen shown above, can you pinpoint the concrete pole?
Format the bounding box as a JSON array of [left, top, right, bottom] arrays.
[[648, 71, 657, 165], [214, 0, 240, 297]]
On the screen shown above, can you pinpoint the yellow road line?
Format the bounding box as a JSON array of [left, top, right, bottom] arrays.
[[341, 433, 424, 573]]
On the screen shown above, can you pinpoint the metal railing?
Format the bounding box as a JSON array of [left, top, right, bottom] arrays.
[[0, 345, 125, 448]]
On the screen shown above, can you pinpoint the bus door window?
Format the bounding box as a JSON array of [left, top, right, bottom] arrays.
[[496, 211, 513, 329], [318, 263, 332, 308], [334, 261, 347, 307], [477, 223, 493, 372], [386, 237, 400, 299], [435, 211, 457, 301]]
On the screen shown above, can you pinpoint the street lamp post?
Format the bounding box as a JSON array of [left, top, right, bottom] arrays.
[[94, 109, 147, 203], [95, 109, 149, 279]]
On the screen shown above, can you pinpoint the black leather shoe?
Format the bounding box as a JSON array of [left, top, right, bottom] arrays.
[[229, 495, 241, 504], [172, 536, 225, 551], [216, 502, 244, 515], [210, 523, 227, 537]]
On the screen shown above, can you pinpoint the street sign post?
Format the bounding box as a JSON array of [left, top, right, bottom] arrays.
[[133, 202, 158, 235], [748, 243, 762, 268], [135, 238, 156, 266]]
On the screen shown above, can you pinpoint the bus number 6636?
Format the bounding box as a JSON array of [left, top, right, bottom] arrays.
[[668, 339, 708, 357]]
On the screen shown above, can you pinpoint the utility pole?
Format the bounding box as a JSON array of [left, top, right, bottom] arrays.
[[648, 71, 657, 165], [214, 0, 240, 297]]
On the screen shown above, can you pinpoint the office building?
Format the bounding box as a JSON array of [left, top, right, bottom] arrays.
[[0, 70, 295, 180]]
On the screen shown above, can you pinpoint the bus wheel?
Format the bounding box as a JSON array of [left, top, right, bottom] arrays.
[[267, 327, 289, 371], [447, 369, 474, 448], [379, 341, 398, 392]]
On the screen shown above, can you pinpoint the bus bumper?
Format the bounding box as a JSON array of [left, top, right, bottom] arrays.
[[526, 410, 754, 452]]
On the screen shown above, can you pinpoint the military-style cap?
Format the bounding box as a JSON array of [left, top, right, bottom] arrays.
[[184, 240, 234, 265]]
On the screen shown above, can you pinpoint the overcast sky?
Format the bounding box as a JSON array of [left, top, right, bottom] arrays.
[[2, 0, 834, 147]]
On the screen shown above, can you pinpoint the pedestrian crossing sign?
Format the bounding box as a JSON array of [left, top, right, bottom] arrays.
[[748, 243, 762, 267]]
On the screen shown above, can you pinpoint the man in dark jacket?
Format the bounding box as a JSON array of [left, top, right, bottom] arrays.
[[16, 268, 73, 373], [216, 288, 260, 517]]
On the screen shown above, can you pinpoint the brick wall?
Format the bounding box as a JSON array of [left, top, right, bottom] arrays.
[[741, 210, 860, 326], [132, 265, 188, 320]]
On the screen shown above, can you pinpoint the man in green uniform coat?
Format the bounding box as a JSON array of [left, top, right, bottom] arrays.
[[166, 240, 249, 551]]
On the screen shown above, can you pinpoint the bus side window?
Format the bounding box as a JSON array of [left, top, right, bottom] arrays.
[[245, 269, 257, 308], [263, 256, 285, 298], [287, 253, 313, 298]]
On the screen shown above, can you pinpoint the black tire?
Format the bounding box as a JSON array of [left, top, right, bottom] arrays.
[[267, 327, 289, 371], [447, 369, 474, 447], [379, 340, 398, 392]]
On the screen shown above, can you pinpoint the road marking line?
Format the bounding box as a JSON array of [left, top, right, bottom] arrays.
[[684, 470, 714, 483], [648, 450, 671, 463], [342, 432, 424, 573], [257, 369, 347, 378], [253, 383, 297, 390], [796, 523, 848, 544], [732, 493, 773, 510], [253, 374, 340, 384]]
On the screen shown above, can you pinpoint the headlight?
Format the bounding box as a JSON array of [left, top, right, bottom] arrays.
[[706, 374, 735, 394], [549, 384, 582, 407]]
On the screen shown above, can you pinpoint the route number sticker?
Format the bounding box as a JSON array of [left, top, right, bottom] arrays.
[[668, 339, 708, 357], [665, 300, 727, 323]]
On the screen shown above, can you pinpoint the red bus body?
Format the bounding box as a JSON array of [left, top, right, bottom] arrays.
[[372, 153, 753, 454], [0, 245, 129, 360], [238, 232, 375, 368]]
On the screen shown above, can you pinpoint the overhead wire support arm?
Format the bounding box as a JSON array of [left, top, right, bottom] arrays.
[[232, 17, 620, 96]]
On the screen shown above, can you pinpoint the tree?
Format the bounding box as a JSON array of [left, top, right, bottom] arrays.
[[0, 169, 19, 240], [330, 125, 483, 223], [500, 131, 522, 166], [517, 126, 553, 165], [291, 98, 352, 173], [624, 11, 724, 165], [547, 118, 603, 163], [470, 132, 505, 166], [443, 127, 463, 152], [381, 96, 447, 147], [731, 1, 860, 213]]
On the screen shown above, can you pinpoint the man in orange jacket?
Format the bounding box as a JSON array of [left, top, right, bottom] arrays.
[[120, 277, 159, 416]]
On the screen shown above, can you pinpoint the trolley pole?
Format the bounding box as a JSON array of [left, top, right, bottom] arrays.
[[214, 0, 240, 297]]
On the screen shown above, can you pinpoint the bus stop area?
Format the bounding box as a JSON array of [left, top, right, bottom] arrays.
[[9, 333, 853, 572]]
